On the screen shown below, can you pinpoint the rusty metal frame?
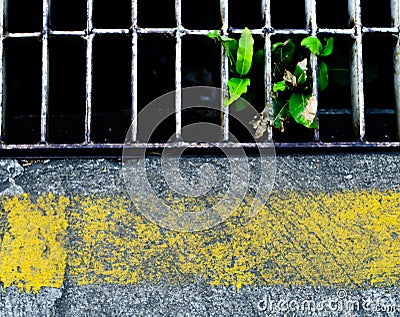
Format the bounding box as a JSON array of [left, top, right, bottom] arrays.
[[0, 0, 398, 154]]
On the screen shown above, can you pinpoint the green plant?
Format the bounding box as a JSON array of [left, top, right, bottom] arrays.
[[207, 29, 334, 135], [272, 36, 334, 131], [207, 28, 264, 108]]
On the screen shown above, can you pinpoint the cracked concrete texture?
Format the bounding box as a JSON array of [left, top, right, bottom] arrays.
[[0, 160, 24, 196], [12, 153, 400, 199], [56, 284, 400, 317], [1, 284, 399, 317], [0, 287, 62, 317], [0, 153, 399, 316]]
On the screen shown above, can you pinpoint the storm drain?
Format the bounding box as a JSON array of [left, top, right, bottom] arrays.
[[1, 0, 399, 156]]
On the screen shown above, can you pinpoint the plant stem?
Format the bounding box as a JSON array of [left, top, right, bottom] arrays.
[[273, 101, 288, 125]]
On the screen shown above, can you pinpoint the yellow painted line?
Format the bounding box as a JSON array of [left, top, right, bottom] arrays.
[[0, 190, 399, 293], [0, 194, 69, 293]]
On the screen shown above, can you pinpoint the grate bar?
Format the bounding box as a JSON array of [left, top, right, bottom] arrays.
[[305, 0, 319, 141], [6, 32, 42, 38], [0, 142, 398, 151], [40, 0, 50, 143], [393, 0, 400, 139], [262, 0, 273, 141], [175, 0, 182, 141], [84, 0, 94, 143], [92, 28, 130, 34], [319, 108, 396, 115], [231, 28, 309, 35], [262, 0, 271, 28], [392, 0, 400, 25], [221, 0, 229, 141], [137, 28, 176, 34], [131, 0, 138, 142], [5, 28, 399, 38], [349, 0, 365, 141], [363, 27, 399, 33], [50, 31, 86, 36], [318, 29, 354, 35]]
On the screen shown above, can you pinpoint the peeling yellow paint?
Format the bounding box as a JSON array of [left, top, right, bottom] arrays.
[[0, 193, 69, 293], [0, 190, 399, 293]]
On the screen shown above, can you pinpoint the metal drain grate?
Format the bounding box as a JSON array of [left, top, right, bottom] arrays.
[[1, 0, 399, 156]]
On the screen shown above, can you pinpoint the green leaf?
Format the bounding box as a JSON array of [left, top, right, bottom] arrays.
[[207, 30, 236, 47], [221, 38, 238, 54], [223, 39, 238, 66], [273, 101, 289, 131], [273, 98, 289, 116], [301, 36, 322, 55], [207, 30, 220, 40], [310, 118, 317, 129], [224, 78, 251, 107], [272, 42, 284, 51], [318, 61, 328, 91], [274, 118, 283, 130], [282, 39, 296, 59], [220, 35, 232, 41], [273, 81, 286, 92], [289, 93, 305, 119], [272, 39, 295, 66], [320, 37, 334, 57], [236, 27, 254, 76], [207, 30, 238, 64], [297, 72, 307, 85], [289, 93, 317, 128]]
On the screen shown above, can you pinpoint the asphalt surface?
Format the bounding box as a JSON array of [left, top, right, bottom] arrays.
[[0, 153, 399, 316], [12, 153, 400, 196]]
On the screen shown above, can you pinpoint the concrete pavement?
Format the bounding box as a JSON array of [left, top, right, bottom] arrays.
[[0, 153, 399, 316]]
